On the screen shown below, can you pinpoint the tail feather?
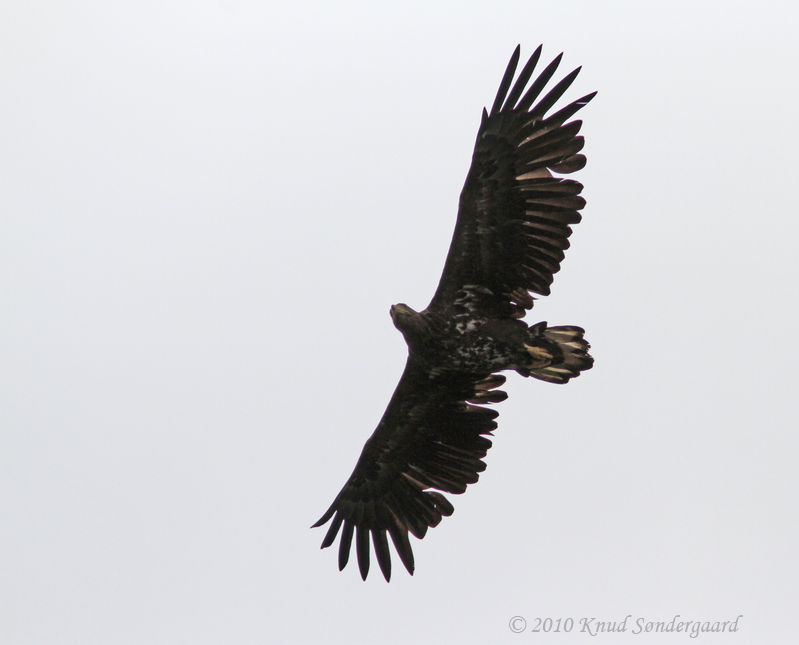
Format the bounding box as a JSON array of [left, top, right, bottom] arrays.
[[519, 323, 593, 384]]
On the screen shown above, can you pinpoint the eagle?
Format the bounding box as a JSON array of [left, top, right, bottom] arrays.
[[313, 45, 596, 581]]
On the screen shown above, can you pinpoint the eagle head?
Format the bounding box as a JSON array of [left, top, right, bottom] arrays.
[[390, 303, 428, 344]]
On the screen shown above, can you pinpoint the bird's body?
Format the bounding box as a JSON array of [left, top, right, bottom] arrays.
[[391, 302, 588, 380], [313, 45, 596, 581]]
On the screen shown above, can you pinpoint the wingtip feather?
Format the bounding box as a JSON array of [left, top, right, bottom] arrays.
[[319, 512, 344, 549], [356, 525, 371, 580], [311, 504, 336, 528], [489, 45, 521, 116], [502, 45, 543, 112], [338, 521, 354, 571]]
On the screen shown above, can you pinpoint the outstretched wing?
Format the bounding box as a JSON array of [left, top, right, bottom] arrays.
[[426, 45, 596, 319], [312, 358, 507, 581]]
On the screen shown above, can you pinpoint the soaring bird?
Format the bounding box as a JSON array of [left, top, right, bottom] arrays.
[[313, 45, 596, 581]]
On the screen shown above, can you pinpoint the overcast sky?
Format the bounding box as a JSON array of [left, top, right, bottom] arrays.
[[2, 1, 798, 643]]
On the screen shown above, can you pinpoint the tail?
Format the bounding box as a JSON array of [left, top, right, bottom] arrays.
[[518, 322, 593, 384]]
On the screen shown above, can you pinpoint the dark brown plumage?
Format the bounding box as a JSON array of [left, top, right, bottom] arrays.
[[313, 45, 596, 581]]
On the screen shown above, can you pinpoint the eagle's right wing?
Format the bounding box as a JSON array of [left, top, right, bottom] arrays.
[[426, 45, 595, 319], [312, 357, 506, 581]]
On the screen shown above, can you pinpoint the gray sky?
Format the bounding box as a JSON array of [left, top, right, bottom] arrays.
[[2, 1, 797, 643]]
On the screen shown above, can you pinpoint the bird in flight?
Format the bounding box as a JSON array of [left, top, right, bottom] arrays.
[[313, 45, 596, 581]]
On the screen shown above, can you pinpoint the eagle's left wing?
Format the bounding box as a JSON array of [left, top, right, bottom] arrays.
[[426, 45, 595, 319], [312, 357, 506, 581]]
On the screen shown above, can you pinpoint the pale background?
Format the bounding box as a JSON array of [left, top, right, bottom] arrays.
[[2, 1, 797, 643]]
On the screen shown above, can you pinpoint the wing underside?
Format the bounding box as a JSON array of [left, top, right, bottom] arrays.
[[426, 45, 595, 318], [312, 361, 507, 581]]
